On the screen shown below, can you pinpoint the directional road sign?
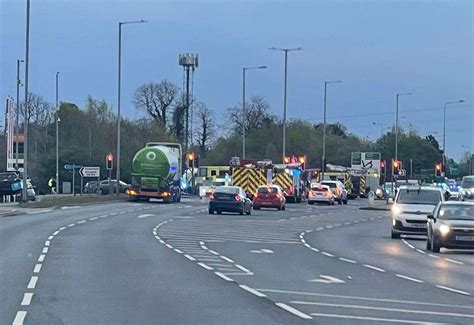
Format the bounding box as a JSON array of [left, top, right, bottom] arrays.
[[64, 164, 82, 170], [79, 167, 100, 178]]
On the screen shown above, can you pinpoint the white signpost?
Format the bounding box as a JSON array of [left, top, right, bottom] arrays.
[[351, 152, 381, 175], [79, 167, 100, 195]]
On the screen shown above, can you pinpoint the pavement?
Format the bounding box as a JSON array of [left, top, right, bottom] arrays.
[[1, 197, 473, 324]]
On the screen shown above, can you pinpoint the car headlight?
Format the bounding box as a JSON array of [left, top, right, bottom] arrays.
[[391, 205, 401, 215], [376, 188, 382, 196], [439, 224, 450, 236], [392, 219, 396, 226]]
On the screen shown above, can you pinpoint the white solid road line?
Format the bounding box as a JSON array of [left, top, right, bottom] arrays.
[[239, 285, 266, 297], [197, 262, 213, 270], [363, 264, 385, 272], [436, 285, 471, 296], [27, 276, 38, 289], [37, 254, 46, 262], [137, 214, 157, 219], [42, 247, 48, 254], [220, 256, 234, 263], [27, 209, 53, 215], [12, 311, 27, 325], [395, 274, 424, 283], [415, 249, 426, 255], [275, 303, 312, 319], [184, 254, 196, 261], [308, 312, 444, 324], [310, 247, 319, 252], [234, 264, 251, 273], [33, 264, 42, 273], [444, 258, 464, 265], [339, 257, 357, 264], [214, 272, 234, 281], [20, 293, 33, 306], [292, 300, 474, 318], [258, 288, 474, 309]]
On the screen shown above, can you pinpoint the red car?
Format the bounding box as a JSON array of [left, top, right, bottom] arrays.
[[253, 185, 286, 210]]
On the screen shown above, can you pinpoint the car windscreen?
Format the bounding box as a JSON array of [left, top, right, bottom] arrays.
[[215, 187, 240, 194], [438, 205, 474, 220], [397, 189, 441, 205], [321, 182, 337, 188], [461, 178, 474, 188]]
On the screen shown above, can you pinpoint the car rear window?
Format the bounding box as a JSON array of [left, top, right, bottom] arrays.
[[396, 189, 442, 205], [258, 187, 278, 193], [215, 187, 240, 194], [312, 187, 328, 192], [321, 182, 337, 188]]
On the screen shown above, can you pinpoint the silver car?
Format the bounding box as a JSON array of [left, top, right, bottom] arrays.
[[320, 180, 348, 205]]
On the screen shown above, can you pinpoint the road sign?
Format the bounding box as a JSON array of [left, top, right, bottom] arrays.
[[79, 167, 100, 178], [351, 152, 381, 174], [64, 164, 81, 170], [398, 169, 406, 176]]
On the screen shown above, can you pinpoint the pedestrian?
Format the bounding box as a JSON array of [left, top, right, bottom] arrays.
[[48, 177, 56, 195]]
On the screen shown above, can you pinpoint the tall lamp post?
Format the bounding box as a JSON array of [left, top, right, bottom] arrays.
[[116, 19, 147, 195], [22, 0, 31, 202], [394, 92, 412, 162], [15, 59, 24, 171], [55, 72, 60, 194], [372, 122, 384, 138], [321, 80, 342, 181], [443, 99, 464, 166], [269, 47, 302, 162], [242, 65, 267, 159]]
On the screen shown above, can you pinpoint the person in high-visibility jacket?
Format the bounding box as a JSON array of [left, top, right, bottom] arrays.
[[48, 177, 57, 195]]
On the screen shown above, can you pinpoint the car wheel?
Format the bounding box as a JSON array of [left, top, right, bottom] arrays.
[[239, 209, 244, 215], [431, 235, 441, 253], [282, 205, 286, 211], [246, 209, 251, 215], [277, 206, 281, 210], [308, 201, 313, 205], [338, 198, 342, 205], [208, 208, 214, 215], [391, 230, 401, 239], [217, 210, 222, 215], [254, 206, 260, 210], [343, 199, 348, 205]]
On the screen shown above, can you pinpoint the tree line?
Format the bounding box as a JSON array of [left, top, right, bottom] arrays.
[[0, 79, 470, 193]]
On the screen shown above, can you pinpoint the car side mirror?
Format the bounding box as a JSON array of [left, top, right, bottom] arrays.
[[427, 214, 434, 220]]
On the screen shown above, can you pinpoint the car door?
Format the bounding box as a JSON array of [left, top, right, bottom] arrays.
[[241, 189, 251, 211]]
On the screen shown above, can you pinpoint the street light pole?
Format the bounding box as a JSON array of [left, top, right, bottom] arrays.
[[321, 80, 342, 181], [269, 47, 302, 162], [22, 0, 30, 202], [56, 72, 59, 194], [15, 59, 24, 171], [116, 19, 147, 196], [242, 66, 267, 159], [394, 92, 412, 162], [443, 99, 464, 166]]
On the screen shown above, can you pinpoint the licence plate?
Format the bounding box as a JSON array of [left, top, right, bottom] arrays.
[[219, 196, 230, 200], [408, 223, 426, 228], [262, 201, 272, 205], [456, 236, 474, 241]]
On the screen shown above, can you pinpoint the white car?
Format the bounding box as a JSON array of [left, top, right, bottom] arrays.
[[391, 185, 444, 239], [308, 184, 335, 205], [320, 180, 348, 205]]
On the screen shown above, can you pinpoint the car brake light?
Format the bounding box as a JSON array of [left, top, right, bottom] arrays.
[[254, 192, 259, 198], [209, 193, 215, 200], [235, 194, 241, 201], [275, 193, 280, 199]]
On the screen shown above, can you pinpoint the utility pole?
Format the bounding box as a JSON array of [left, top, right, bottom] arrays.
[[321, 80, 342, 181], [269, 47, 302, 162], [56, 72, 59, 194], [15, 59, 23, 171], [22, 0, 30, 202]]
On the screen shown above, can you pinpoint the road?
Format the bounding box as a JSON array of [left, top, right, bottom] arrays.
[[1, 198, 473, 324]]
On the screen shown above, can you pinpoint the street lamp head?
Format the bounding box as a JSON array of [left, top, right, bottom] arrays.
[[259, 66, 267, 69], [459, 99, 465, 103]]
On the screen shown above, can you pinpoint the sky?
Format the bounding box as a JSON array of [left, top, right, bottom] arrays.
[[1, 0, 473, 160]]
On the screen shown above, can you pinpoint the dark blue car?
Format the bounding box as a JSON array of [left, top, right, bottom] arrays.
[[209, 186, 252, 215]]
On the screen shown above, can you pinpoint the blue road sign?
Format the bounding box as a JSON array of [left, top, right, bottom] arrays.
[[64, 164, 82, 170]]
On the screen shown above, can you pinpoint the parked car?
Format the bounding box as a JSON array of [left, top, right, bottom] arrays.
[[27, 182, 36, 201], [427, 201, 474, 252], [209, 186, 252, 215], [0, 171, 22, 196], [308, 183, 335, 205], [84, 181, 99, 194], [99, 180, 130, 195], [391, 185, 444, 239], [253, 185, 286, 210], [320, 180, 348, 204]]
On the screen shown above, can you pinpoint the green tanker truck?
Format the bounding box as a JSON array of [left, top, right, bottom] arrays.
[[129, 142, 182, 203]]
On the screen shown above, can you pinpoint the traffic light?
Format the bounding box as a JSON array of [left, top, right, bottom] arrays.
[[380, 160, 386, 175], [106, 153, 113, 170], [392, 159, 401, 176], [435, 163, 442, 177], [298, 155, 306, 170], [187, 152, 195, 167]]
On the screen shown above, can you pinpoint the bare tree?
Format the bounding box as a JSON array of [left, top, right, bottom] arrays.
[[194, 102, 215, 151], [132, 80, 180, 127], [228, 96, 274, 134], [19, 92, 54, 126]]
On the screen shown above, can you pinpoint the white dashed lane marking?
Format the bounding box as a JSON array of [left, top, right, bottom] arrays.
[[275, 302, 313, 320], [239, 285, 266, 297], [12, 311, 27, 325], [33, 264, 42, 273], [27, 276, 38, 289], [20, 293, 33, 306]]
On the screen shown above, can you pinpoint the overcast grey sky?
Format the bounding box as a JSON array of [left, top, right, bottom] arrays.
[[1, 0, 472, 159]]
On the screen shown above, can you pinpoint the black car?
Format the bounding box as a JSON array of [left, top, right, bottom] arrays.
[[0, 171, 22, 196], [209, 186, 252, 215], [98, 180, 130, 195], [427, 201, 474, 253]]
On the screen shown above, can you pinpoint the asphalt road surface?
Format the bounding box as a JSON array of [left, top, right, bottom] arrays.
[[1, 198, 473, 324]]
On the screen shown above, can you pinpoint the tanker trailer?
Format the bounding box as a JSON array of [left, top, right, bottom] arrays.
[[129, 142, 182, 203]]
